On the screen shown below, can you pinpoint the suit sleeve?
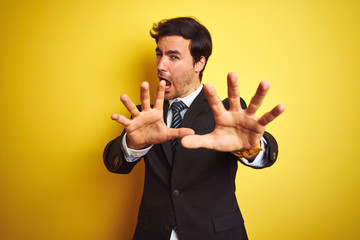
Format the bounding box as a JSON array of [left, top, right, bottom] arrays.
[[262, 131, 278, 166], [103, 131, 140, 174]]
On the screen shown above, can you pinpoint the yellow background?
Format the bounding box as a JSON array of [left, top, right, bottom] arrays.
[[1, 0, 359, 239]]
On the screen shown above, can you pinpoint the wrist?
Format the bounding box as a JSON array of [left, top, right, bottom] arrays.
[[126, 135, 151, 150], [232, 142, 262, 158]]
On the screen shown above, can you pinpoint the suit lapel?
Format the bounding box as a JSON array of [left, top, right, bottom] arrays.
[[161, 100, 173, 166], [181, 88, 208, 128]]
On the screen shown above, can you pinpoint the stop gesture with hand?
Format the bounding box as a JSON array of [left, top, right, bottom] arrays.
[[111, 80, 194, 150], [181, 72, 285, 152]]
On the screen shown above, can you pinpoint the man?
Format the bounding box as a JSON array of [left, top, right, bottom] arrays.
[[103, 17, 285, 240]]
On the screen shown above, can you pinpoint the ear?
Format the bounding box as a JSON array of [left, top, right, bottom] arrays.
[[194, 56, 206, 73]]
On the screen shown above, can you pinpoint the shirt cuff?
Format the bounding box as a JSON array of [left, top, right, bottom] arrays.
[[239, 137, 268, 168], [121, 132, 153, 162]]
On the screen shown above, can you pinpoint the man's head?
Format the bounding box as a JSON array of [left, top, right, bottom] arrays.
[[150, 17, 212, 100]]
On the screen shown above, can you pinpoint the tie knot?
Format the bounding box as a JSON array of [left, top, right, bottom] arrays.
[[171, 101, 187, 114]]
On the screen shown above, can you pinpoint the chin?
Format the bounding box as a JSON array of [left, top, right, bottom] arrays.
[[164, 96, 173, 101], [164, 92, 174, 100]]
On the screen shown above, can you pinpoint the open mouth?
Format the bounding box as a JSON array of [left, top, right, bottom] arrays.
[[159, 76, 171, 90]]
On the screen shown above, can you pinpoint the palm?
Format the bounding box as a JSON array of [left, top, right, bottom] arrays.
[[181, 72, 285, 152], [206, 110, 265, 152], [124, 107, 168, 148]]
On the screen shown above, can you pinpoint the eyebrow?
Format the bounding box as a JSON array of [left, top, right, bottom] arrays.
[[155, 48, 182, 55]]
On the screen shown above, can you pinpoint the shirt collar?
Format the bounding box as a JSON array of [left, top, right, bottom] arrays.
[[168, 84, 203, 110]]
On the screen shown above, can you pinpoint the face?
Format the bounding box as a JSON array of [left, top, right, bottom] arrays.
[[156, 35, 204, 100]]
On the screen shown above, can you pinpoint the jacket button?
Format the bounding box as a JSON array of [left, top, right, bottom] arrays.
[[173, 189, 180, 197]]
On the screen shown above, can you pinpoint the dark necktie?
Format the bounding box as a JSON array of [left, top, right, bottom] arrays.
[[170, 101, 187, 153]]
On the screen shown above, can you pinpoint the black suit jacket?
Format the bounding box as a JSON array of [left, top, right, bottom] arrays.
[[103, 89, 279, 240]]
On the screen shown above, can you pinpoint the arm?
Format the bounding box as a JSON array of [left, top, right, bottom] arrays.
[[238, 132, 278, 169], [103, 131, 140, 174], [104, 80, 194, 173]]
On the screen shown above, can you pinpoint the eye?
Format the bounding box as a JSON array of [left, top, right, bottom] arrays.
[[171, 55, 180, 60]]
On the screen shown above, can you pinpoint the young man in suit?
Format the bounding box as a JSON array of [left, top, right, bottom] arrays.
[[103, 17, 285, 240]]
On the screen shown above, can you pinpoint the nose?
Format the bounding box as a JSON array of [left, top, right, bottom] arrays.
[[157, 56, 167, 72]]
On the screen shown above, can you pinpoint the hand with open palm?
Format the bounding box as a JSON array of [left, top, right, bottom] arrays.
[[111, 80, 194, 150], [181, 72, 285, 153]]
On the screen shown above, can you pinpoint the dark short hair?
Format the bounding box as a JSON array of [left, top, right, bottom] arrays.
[[150, 17, 212, 80]]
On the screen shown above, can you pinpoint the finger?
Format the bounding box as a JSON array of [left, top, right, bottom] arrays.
[[204, 84, 226, 118], [258, 104, 286, 126], [140, 82, 151, 111], [181, 134, 213, 149], [227, 72, 241, 111], [154, 80, 165, 110], [246, 81, 270, 115], [111, 113, 131, 127], [120, 94, 140, 117]]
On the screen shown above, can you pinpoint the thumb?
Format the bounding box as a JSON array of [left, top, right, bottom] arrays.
[[167, 127, 195, 140], [181, 134, 213, 149]]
